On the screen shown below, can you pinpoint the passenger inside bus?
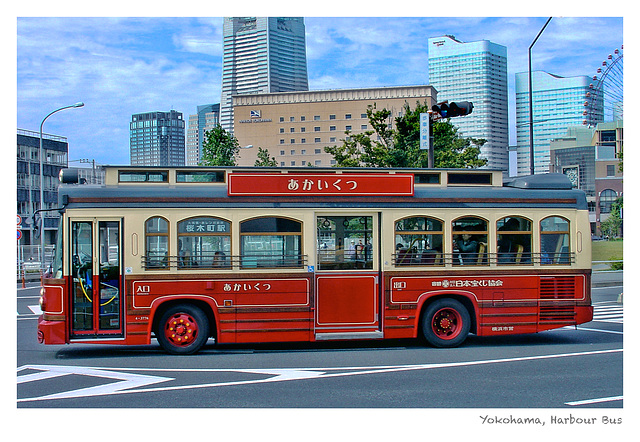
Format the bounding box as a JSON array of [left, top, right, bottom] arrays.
[[454, 233, 479, 265]]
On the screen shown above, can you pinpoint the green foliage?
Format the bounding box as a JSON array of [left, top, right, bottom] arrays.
[[199, 125, 240, 166], [254, 147, 278, 167], [324, 101, 487, 169], [599, 197, 623, 238]]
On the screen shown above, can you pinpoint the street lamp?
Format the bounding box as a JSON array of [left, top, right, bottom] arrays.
[[39, 102, 84, 273], [528, 17, 552, 175]]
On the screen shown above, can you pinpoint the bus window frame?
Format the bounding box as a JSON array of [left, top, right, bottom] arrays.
[[144, 216, 170, 269], [496, 216, 533, 265], [451, 216, 489, 266], [177, 216, 232, 269], [393, 216, 444, 267], [239, 216, 304, 269], [540, 216, 571, 265]]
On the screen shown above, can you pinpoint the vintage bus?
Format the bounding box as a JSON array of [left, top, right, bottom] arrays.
[[37, 166, 592, 354]]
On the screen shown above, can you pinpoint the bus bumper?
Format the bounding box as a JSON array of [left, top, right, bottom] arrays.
[[576, 305, 594, 325], [37, 315, 66, 345]]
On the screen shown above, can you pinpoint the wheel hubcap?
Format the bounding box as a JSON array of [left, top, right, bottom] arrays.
[[164, 313, 198, 347], [432, 308, 462, 340]]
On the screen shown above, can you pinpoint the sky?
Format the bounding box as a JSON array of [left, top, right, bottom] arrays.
[[12, 7, 625, 168]]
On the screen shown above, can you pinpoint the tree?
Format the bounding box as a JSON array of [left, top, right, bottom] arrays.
[[199, 125, 240, 166], [324, 101, 487, 169], [254, 147, 278, 167], [600, 197, 623, 238]]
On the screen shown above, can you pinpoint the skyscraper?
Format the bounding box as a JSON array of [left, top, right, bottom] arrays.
[[220, 17, 309, 133], [428, 35, 509, 172], [186, 104, 220, 166], [515, 71, 603, 175], [130, 110, 185, 166]]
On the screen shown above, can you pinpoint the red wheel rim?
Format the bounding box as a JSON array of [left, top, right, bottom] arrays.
[[164, 312, 199, 347], [431, 307, 463, 340]]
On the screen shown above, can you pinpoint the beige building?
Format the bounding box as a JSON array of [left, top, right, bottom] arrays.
[[233, 85, 436, 167]]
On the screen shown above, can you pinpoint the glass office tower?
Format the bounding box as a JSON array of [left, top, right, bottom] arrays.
[[186, 104, 220, 166], [220, 17, 309, 133], [428, 35, 509, 172], [515, 71, 603, 175], [130, 110, 185, 166]]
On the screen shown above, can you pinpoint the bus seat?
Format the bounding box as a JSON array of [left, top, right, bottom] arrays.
[[476, 242, 487, 264], [515, 244, 524, 264]]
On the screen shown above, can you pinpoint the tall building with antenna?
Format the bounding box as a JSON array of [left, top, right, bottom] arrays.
[[220, 17, 309, 133]]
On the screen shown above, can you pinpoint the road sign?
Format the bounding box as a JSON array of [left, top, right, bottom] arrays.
[[17, 214, 22, 226], [17, 230, 22, 241]]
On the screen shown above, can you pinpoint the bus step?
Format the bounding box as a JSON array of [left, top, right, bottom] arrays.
[[315, 331, 384, 341]]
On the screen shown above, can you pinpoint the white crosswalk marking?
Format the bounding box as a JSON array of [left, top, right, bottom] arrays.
[[593, 302, 623, 323]]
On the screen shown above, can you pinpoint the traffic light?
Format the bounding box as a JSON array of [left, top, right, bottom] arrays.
[[432, 101, 474, 118]]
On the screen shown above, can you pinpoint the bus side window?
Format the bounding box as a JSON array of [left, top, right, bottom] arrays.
[[540, 216, 570, 264], [145, 217, 169, 269], [394, 216, 443, 266], [177, 217, 231, 269], [497, 216, 532, 264], [452, 216, 487, 265], [241, 217, 303, 268]]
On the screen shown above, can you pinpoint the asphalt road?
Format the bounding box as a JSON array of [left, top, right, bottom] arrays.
[[17, 273, 623, 412]]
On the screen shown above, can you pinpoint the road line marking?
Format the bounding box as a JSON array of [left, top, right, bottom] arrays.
[[577, 327, 623, 335], [565, 395, 623, 406], [17, 348, 622, 402]]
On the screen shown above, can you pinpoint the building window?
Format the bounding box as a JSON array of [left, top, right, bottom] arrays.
[[329, 114, 336, 120], [314, 115, 321, 121], [599, 189, 617, 214], [315, 137, 321, 143], [314, 126, 321, 132], [330, 126, 336, 131], [345, 114, 352, 119], [607, 165, 616, 176]]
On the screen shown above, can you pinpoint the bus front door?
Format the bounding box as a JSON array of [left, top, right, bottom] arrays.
[[69, 219, 124, 339], [314, 214, 382, 340]]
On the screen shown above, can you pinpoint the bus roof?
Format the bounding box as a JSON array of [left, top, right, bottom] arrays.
[[58, 166, 588, 211]]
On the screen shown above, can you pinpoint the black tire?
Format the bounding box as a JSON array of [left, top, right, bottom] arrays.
[[421, 298, 471, 348], [156, 304, 209, 355]]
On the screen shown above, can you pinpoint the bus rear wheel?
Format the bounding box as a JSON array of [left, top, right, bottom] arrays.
[[422, 299, 470, 348], [157, 304, 209, 355]]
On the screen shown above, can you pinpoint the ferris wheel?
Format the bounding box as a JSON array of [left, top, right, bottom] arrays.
[[584, 46, 623, 126]]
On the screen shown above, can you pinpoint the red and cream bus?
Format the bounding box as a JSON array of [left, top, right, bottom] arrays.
[[38, 166, 592, 354]]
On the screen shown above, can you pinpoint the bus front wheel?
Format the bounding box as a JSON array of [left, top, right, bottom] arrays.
[[421, 298, 470, 348], [156, 304, 209, 355]]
